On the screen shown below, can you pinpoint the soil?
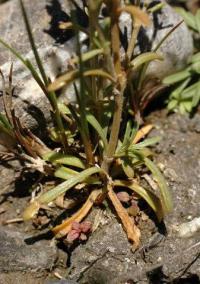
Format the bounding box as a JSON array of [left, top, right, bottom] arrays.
[[1, 108, 200, 284]]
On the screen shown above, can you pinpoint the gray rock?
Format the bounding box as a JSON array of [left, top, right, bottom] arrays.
[[119, 0, 193, 78], [0, 227, 57, 272], [0, 0, 76, 133], [0, 0, 193, 133]]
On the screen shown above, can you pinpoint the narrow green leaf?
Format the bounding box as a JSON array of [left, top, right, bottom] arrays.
[[182, 101, 192, 112], [175, 8, 197, 31], [170, 78, 191, 99], [54, 166, 78, 180], [0, 37, 27, 65], [48, 70, 79, 92], [130, 136, 161, 150], [0, 37, 47, 95], [182, 82, 199, 99], [43, 151, 86, 169], [120, 120, 133, 152], [163, 69, 191, 85], [19, 0, 48, 85], [179, 103, 187, 114], [86, 113, 108, 149], [195, 10, 200, 34], [114, 180, 163, 221], [191, 61, 200, 74], [144, 157, 173, 214], [0, 113, 12, 130], [192, 83, 200, 107], [190, 52, 200, 64], [130, 52, 163, 70], [39, 166, 102, 204], [48, 69, 115, 92], [71, 48, 104, 64], [121, 157, 135, 178], [167, 99, 178, 111], [148, 3, 165, 13]]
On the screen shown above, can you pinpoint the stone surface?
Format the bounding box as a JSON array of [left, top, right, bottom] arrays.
[[120, 0, 193, 78], [0, 0, 193, 134], [0, 227, 57, 272]]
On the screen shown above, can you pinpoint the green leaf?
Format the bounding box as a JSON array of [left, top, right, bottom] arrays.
[[179, 103, 187, 114], [182, 101, 192, 112], [48, 69, 115, 92], [71, 48, 104, 64], [190, 52, 200, 64], [19, 0, 48, 85], [148, 2, 165, 13], [175, 8, 197, 31], [130, 136, 161, 150], [167, 99, 178, 111], [170, 78, 191, 99], [0, 113, 12, 130], [191, 61, 200, 74], [39, 166, 102, 204], [130, 52, 163, 71], [43, 151, 86, 169], [0, 37, 47, 96], [195, 10, 200, 34], [23, 166, 103, 220], [54, 166, 78, 179], [58, 103, 71, 115], [55, 166, 101, 185], [121, 157, 135, 178], [192, 83, 200, 107], [163, 69, 191, 85], [114, 180, 163, 221], [144, 157, 173, 214], [86, 113, 108, 149], [182, 82, 199, 99]]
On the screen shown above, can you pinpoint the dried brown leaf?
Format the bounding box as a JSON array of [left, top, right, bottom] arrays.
[[132, 124, 154, 144], [107, 182, 140, 247], [119, 5, 151, 27], [52, 189, 102, 238]]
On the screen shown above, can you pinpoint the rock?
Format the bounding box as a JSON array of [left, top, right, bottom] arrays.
[[0, 227, 57, 272], [120, 0, 193, 78], [0, 0, 77, 134], [0, 0, 193, 133], [0, 272, 46, 284]]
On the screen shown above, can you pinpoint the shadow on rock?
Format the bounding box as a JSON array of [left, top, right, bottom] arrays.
[[44, 0, 88, 44]]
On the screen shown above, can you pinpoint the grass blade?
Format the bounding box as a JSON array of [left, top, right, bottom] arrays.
[[86, 113, 108, 149], [23, 166, 103, 220], [144, 157, 173, 214], [114, 180, 163, 221], [43, 151, 86, 169], [19, 0, 48, 85], [130, 136, 161, 150]]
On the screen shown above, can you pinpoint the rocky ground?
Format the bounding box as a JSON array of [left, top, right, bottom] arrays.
[[0, 1, 200, 284]]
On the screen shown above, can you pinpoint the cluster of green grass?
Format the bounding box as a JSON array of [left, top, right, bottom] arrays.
[[164, 7, 200, 114], [0, 0, 173, 247]]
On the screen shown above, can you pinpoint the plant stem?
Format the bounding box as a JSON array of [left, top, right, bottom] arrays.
[[101, 0, 126, 173], [72, 11, 95, 165]]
